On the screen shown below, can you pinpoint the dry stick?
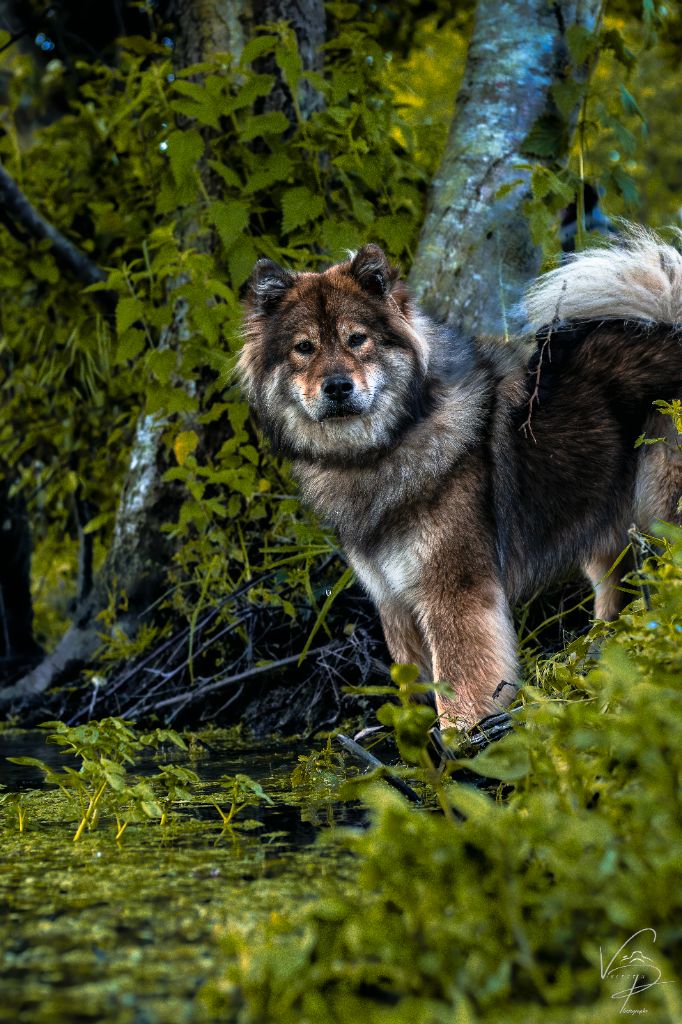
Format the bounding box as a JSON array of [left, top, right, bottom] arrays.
[[137, 644, 342, 712], [107, 571, 282, 692], [519, 279, 567, 442], [335, 733, 421, 804]]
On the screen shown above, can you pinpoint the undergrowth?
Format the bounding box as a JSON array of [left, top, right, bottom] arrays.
[[200, 526, 682, 1023]]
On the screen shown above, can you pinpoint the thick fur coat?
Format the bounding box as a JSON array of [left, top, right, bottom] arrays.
[[238, 230, 682, 729]]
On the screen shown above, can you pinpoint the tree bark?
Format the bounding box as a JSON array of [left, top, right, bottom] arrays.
[[164, 0, 248, 65], [409, 0, 604, 336], [0, 481, 40, 663]]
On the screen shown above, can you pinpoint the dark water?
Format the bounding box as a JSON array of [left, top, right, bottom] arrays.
[[0, 729, 359, 1024]]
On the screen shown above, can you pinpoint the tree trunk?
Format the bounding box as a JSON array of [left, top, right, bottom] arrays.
[[0, 481, 41, 664], [409, 0, 604, 335]]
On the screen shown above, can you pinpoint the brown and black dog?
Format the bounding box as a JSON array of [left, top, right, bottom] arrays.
[[238, 230, 682, 729]]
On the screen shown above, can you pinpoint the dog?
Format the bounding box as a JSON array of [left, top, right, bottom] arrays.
[[238, 229, 682, 729]]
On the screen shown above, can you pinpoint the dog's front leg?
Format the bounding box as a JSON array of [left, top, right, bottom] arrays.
[[379, 604, 431, 678], [418, 578, 518, 730]]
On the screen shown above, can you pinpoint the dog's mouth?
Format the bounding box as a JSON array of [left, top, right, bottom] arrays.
[[317, 405, 363, 421]]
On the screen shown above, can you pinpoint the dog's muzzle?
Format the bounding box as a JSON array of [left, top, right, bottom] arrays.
[[318, 375, 361, 419]]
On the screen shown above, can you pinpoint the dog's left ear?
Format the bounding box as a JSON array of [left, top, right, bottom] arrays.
[[350, 244, 399, 297]]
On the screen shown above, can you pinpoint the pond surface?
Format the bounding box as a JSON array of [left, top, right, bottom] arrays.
[[0, 730, 359, 1024]]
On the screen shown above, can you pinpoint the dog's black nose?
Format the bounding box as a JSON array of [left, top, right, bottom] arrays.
[[322, 376, 354, 402]]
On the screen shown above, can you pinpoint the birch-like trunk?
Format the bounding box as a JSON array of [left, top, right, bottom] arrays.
[[409, 0, 604, 335]]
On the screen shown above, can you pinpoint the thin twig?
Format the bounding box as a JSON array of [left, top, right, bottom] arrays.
[[628, 525, 652, 611]]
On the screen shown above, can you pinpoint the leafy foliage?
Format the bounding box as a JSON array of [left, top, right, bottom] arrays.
[[511, 6, 682, 262], [0, 10, 439, 661]]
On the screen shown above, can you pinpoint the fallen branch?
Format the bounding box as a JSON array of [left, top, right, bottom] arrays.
[[335, 732, 421, 803], [0, 162, 115, 310]]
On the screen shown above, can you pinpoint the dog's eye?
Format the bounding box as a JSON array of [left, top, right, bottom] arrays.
[[294, 340, 315, 355], [348, 333, 367, 349]]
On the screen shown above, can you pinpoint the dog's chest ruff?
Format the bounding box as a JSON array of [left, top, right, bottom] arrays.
[[347, 538, 423, 607]]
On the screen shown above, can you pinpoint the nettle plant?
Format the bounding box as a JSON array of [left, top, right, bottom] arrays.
[[5, 717, 272, 841]]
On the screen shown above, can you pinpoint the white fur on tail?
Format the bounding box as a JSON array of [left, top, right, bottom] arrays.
[[524, 226, 682, 331]]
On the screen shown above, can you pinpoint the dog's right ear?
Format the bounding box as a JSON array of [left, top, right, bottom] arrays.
[[247, 259, 296, 312]]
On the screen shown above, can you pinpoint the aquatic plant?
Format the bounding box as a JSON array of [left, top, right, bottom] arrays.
[[4, 717, 279, 844], [213, 773, 274, 832], [0, 785, 29, 833]]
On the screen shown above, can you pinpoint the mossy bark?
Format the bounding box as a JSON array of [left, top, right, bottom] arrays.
[[409, 0, 604, 336]]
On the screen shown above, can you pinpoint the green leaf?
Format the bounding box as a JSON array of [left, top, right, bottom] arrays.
[[281, 186, 324, 234], [170, 80, 221, 128], [209, 200, 250, 250], [242, 154, 293, 195], [174, 430, 199, 466], [495, 178, 525, 201], [372, 214, 413, 254], [320, 219, 363, 256], [390, 663, 420, 688], [232, 75, 276, 111], [610, 166, 639, 206], [522, 114, 567, 159], [551, 79, 585, 120], [275, 37, 303, 94], [147, 349, 177, 385], [298, 565, 354, 664], [566, 24, 599, 64], [83, 512, 114, 535], [166, 128, 205, 186], [116, 297, 145, 336], [601, 28, 636, 70], [240, 111, 289, 142], [464, 737, 531, 782], [115, 328, 145, 363], [206, 160, 242, 190], [239, 34, 279, 66], [227, 236, 257, 290], [6, 756, 50, 771], [619, 84, 645, 122]]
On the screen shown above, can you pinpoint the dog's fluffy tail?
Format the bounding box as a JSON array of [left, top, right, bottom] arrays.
[[523, 226, 682, 331]]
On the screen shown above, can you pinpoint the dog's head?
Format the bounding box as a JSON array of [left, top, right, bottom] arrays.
[[238, 245, 434, 461]]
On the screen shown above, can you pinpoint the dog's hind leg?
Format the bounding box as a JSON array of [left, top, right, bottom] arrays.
[[584, 546, 637, 621], [634, 409, 682, 527]]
